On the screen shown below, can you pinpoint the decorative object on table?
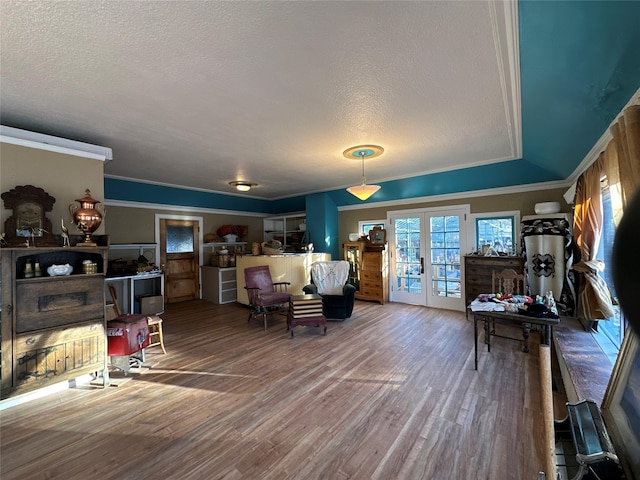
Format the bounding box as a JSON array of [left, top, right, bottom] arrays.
[[47, 263, 73, 276], [261, 240, 284, 255], [1, 185, 57, 247], [344, 144, 384, 201], [368, 226, 386, 245], [349, 233, 360, 241], [69, 189, 105, 246], [251, 242, 261, 256], [60, 217, 71, 247], [82, 259, 98, 274]]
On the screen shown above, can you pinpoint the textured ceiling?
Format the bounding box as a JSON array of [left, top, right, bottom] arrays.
[[1, 1, 638, 201], [0, 1, 519, 200]]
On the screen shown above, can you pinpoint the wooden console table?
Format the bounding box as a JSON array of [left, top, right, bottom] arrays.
[[472, 310, 560, 370]]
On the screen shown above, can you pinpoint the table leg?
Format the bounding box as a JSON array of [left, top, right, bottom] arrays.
[[486, 318, 491, 352], [522, 323, 530, 353], [474, 315, 478, 370]]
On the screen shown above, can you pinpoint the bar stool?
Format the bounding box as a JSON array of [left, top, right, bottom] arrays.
[[146, 315, 167, 354]]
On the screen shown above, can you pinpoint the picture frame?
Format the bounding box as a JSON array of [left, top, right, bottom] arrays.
[[601, 329, 640, 477], [369, 226, 386, 245]]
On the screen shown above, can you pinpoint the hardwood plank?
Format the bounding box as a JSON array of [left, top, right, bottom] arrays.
[[0, 300, 547, 479]]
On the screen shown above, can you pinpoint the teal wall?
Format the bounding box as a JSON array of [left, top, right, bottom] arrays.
[[306, 192, 339, 260]]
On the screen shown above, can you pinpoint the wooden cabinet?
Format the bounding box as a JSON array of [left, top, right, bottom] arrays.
[[463, 255, 524, 306], [202, 266, 237, 304], [1, 246, 109, 399], [344, 242, 388, 304]]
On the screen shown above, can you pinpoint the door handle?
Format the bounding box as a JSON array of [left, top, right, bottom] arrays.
[[420, 257, 424, 274]]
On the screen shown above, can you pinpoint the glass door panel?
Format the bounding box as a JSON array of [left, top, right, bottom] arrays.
[[391, 216, 425, 305], [427, 211, 465, 311]]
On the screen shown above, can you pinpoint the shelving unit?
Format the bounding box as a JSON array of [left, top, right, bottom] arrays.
[[1, 246, 110, 399], [263, 213, 306, 251], [201, 266, 237, 304], [105, 272, 164, 315]]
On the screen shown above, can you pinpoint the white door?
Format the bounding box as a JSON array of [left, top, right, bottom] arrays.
[[389, 206, 468, 311]]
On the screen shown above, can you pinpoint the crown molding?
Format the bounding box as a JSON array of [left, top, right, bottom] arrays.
[[0, 125, 112, 161]]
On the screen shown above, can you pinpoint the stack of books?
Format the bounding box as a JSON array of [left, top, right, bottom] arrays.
[[288, 294, 324, 318]]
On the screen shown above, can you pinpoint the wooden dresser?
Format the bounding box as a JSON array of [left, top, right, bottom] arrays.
[[463, 255, 524, 306], [1, 246, 109, 399], [358, 249, 388, 304]]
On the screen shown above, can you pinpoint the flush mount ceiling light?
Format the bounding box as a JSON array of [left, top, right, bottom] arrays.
[[344, 145, 384, 201], [229, 181, 257, 192]]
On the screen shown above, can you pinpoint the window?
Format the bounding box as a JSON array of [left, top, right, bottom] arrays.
[[469, 211, 519, 255], [593, 181, 628, 358], [358, 220, 385, 236]]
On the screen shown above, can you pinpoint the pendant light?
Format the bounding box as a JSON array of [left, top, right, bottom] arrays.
[[344, 145, 383, 201]]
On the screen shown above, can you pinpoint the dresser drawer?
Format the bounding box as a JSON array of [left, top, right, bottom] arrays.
[[359, 286, 382, 298], [361, 271, 381, 281], [15, 276, 105, 333], [14, 321, 105, 354]]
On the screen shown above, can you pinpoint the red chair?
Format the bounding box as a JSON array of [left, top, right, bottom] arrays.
[[244, 265, 291, 331]]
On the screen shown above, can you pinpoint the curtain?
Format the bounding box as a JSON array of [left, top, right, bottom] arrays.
[[572, 104, 640, 321], [573, 158, 614, 320]]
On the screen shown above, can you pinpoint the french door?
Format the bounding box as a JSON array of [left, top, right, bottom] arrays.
[[389, 206, 468, 311]]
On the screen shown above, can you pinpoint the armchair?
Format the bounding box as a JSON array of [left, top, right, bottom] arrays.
[[303, 261, 356, 320], [244, 265, 291, 331]]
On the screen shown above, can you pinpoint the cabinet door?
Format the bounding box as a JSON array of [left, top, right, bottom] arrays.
[[14, 321, 105, 388]]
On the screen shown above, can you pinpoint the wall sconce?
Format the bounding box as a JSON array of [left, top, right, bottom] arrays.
[[344, 145, 383, 201], [229, 181, 257, 192]]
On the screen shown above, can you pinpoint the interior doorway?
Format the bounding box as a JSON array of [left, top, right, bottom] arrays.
[[156, 215, 203, 304]]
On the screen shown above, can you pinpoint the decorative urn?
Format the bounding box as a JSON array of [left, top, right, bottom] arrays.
[[69, 189, 105, 246]]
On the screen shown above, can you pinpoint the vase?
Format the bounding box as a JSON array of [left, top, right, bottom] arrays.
[[69, 189, 105, 246], [223, 234, 238, 243]]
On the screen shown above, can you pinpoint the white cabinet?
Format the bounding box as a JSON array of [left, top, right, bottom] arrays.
[[263, 213, 307, 251], [202, 266, 237, 304]]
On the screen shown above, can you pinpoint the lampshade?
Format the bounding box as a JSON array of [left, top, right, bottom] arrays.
[[229, 181, 256, 192], [346, 183, 381, 201], [344, 145, 383, 201]]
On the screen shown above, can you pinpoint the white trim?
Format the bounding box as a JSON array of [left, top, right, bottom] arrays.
[[0, 374, 94, 411], [104, 198, 270, 218], [489, 0, 522, 158], [0, 125, 112, 161], [338, 180, 571, 212], [104, 174, 271, 200]]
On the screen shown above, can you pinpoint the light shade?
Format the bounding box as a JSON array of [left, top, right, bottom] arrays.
[[229, 181, 256, 192], [344, 144, 384, 201], [346, 183, 381, 201]]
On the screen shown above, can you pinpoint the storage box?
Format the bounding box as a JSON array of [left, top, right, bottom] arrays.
[[107, 314, 150, 356], [139, 295, 164, 315]]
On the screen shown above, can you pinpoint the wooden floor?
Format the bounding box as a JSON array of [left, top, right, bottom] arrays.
[[0, 300, 546, 480]]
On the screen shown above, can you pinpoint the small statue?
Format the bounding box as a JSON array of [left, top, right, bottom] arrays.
[[61, 217, 71, 247]]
